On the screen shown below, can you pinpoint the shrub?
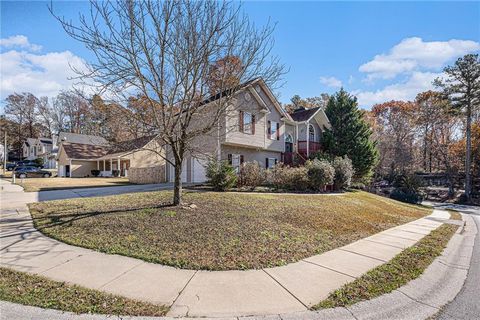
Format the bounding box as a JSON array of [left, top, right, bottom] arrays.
[[206, 159, 237, 191], [268, 165, 309, 191], [34, 158, 44, 167], [91, 169, 100, 177], [390, 174, 425, 204], [390, 189, 424, 204], [238, 161, 266, 190], [332, 156, 354, 190], [305, 159, 335, 191]]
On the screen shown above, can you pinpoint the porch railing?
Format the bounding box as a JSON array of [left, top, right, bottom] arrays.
[[297, 141, 321, 155]]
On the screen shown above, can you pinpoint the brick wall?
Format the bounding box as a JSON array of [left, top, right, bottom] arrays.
[[128, 166, 166, 184]]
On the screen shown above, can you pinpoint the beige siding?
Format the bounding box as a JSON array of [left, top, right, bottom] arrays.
[[70, 160, 97, 177], [224, 85, 285, 153], [298, 121, 322, 142], [221, 145, 281, 168]]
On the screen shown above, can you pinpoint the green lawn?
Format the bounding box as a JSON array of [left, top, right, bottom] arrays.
[[315, 223, 458, 308], [0, 267, 168, 316], [29, 190, 431, 270]]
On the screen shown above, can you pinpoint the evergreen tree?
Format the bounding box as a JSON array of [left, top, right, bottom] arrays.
[[435, 54, 480, 203], [321, 89, 378, 180]]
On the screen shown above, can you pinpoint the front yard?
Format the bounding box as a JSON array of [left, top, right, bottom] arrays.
[[14, 177, 131, 192], [29, 190, 431, 270]]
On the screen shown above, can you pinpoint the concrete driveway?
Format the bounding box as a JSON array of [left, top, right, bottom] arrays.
[[0, 178, 174, 209]]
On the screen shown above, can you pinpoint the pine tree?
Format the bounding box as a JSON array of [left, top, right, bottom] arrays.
[[322, 89, 378, 180], [435, 54, 480, 203]]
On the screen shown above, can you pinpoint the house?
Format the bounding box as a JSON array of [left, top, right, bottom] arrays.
[[163, 78, 331, 184], [56, 133, 165, 179], [53, 78, 330, 184], [22, 137, 57, 169]]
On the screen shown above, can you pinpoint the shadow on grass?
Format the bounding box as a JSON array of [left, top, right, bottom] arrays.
[[32, 203, 176, 230]]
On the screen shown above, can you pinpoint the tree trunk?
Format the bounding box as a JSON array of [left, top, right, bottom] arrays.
[[465, 103, 472, 202], [173, 160, 183, 206]]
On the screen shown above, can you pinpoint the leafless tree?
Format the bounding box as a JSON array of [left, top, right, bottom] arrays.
[[50, 0, 285, 205]]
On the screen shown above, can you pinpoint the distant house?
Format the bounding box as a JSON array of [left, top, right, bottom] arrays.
[[56, 133, 164, 178], [22, 137, 57, 169]]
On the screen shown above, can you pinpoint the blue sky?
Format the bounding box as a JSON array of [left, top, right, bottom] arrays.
[[1, 1, 479, 109]]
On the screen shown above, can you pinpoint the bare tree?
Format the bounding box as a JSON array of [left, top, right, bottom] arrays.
[[54, 90, 90, 134], [51, 0, 284, 205], [37, 97, 55, 137]]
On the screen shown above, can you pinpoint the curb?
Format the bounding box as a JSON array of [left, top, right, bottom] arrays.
[[1, 211, 476, 320]]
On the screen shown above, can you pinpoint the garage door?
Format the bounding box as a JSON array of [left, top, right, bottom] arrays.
[[192, 158, 207, 183]]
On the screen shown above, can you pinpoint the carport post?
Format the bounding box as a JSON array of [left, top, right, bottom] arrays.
[[117, 158, 121, 176], [103, 159, 106, 171], [69, 159, 72, 178], [97, 161, 99, 170], [110, 158, 113, 175]]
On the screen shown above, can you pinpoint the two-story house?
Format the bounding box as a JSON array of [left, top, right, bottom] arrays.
[[22, 137, 57, 168], [164, 78, 331, 184], [50, 78, 331, 184]]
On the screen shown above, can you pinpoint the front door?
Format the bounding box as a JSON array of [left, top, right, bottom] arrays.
[[285, 142, 293, 153], [65, 165, 70, 177]]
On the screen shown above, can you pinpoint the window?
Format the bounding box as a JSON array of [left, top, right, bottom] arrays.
[[243, 112, 252, 134], [309, 124, 315, 142], [228, 154, 244, 173], [266, 157, 277, 169], [268, 121, 280, 140], [239, 111, 255, 134]]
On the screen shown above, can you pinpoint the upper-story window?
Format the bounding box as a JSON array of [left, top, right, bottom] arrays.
[[309, 124, 315, 142], [239, 111, 255, 134], [268, 120, 280, 140]]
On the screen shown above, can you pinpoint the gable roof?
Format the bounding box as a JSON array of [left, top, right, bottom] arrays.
[[107, 135, 157, 154], [61, 143, 109, 160], [58, 132, 108, 146], [289, 107, 321, 122], [60, 135, 157, 160], [24, 138, 37, 147]]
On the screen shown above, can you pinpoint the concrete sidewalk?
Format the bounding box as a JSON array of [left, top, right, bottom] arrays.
[[0, 178, 452, 318]]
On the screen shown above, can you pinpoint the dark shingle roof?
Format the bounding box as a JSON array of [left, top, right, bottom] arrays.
[[289, 107, 321, 122], [107, 135, 156, 154], [62, 143, 109, 159], [61, 136, 156, 159]]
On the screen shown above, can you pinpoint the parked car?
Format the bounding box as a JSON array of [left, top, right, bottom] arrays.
[[13, 166, 52, 178], [5, 162, 16, 171], [15, 160, 43, 169]]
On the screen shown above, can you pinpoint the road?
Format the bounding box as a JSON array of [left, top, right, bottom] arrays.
[[434, 203, 480, 320]]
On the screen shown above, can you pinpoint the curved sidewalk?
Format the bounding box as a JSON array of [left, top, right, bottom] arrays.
[[0, 179, 453, 317]]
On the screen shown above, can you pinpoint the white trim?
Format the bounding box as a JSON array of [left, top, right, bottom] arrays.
[[308, 123, 316, 142]]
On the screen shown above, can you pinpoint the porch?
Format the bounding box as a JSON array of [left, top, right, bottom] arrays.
[[282, 141, 321, 166]]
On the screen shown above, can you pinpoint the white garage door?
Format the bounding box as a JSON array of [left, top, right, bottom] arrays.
[[192, 158, 207, 183]]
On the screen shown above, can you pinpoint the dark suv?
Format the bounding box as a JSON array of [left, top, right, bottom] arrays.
[[15, 160, 43, 169], [13, 166, 52, 178]]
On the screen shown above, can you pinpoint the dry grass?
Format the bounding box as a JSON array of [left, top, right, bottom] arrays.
[[16, 177, 131, 192], [0, 267, 168, 316], [29, 190, 431, 270], [315, 224, 458, 309]]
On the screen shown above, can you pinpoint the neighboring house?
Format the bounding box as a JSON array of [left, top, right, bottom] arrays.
[[22, 137, 57, 169], [164, 78, 331, 184], [54, 78, 331, 184], [56, 134, 165, 179]]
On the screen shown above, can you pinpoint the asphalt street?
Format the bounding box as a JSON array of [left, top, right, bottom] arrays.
[[436, 204, 480, 320]]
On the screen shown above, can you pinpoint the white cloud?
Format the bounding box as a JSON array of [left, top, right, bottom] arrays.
[[320, 76, 342, 88], [354, 71, 443, 106], [359, 37, 480, 79], [0, 49, 90, 99], [0, 35, 42, 52]]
